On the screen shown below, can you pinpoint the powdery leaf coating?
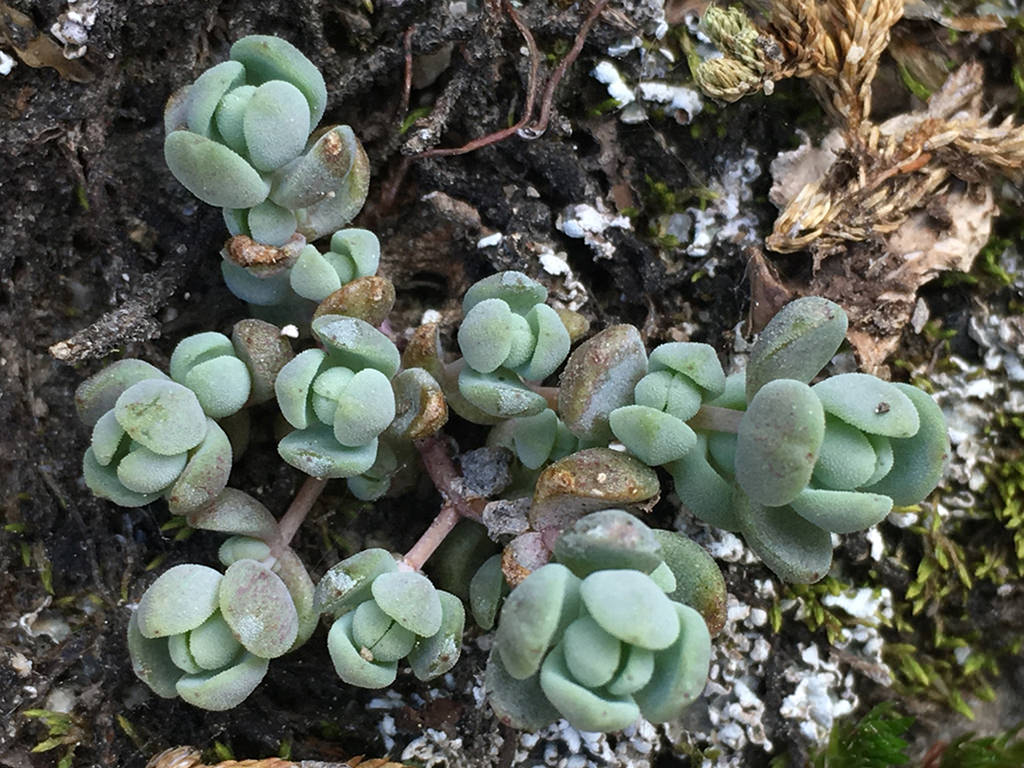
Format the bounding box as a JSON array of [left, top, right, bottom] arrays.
[[83, 448, 160, 507], [457, 366, 547, 419], [863, 383, 951, 505], [504, 313, 535, 369], [231, 319, 295, 406], [580, 570, 680, 650], [115, 379, 208, 456], [272, 548, 317, 651], [332, 368, 396, 448], [463, 271, 547, 315], [351, 600, 417, 662], [294, 139, 370, 240], [485, 650, 560, 731], [166, 419, 233, 515], [496, 563, 581, 680], [219, 559, 298, 659], [864, 434, 895, 487], [275, 348, 326, 429], [539, 643, 640, 732], [813, 415, 877, 490], [562, 616, 622, 688], [117, 446, 187, 495], [312, 366, 356, 424], [516, 304, 571, 382], [291, 245, 342, 302], [185, 60, 246, 137], [312, 314, 401, 378], [650, 529, 727, 636], [136, 564, 223, 638], [530, 448, 661, 531], [746, 296, 848, 400], [243, 79, 311, 172], [707, 432, 737, 476], [790, 488, 893, 533], [189, 612, 243, 670], [371, 571, 442, 637], [165, 130, 270, 209], [127, 612, 181, 698], [186, 488, 277, 540], [552, 509, 663, 578], [277, 424, 377, 478], [813, 373, 920, 438], [247, 200, 297, 246], [230, 35, 328, 126], [735, 494, 833, 583], [469, 554, 506, 631], [648, 342, 726, 398], [635, 371, 703, 422], [314, 548, 398, 616], [459, 298, 514, 373], [408, 590, 466, 681], [735, 379, 825, 507], [175, 652, 269, 711], [76, 359, 168, 427], [559, 324, 648, 443], [606, 644, 655, 696], [610, 405, 697, 467], [330, 229, 380, 277], [666, 436, 742, 532], [214, 84, 256, 154], [165, 84, 193, 134], [327, 612, 398, 688], [632, 603, 712, 723]]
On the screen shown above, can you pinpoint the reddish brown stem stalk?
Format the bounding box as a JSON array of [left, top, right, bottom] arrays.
[[687, 405, 745, 434], [269, 476, 328, 559]]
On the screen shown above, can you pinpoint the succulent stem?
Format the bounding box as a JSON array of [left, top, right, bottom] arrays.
[[400, 435, 486, 570], [269, 475, 329, 560], [687, 405, 744, 434], [526, 382, 560, 410]]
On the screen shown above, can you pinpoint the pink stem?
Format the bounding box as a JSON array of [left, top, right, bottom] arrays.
[[269, 476, 329, 559], [687, 405, 745, 433]]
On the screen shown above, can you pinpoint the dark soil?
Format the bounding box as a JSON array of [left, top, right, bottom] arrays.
[[2, 1, 1022, 767]]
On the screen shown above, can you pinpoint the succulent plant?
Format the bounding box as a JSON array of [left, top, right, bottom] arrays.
[[314, 549, 464, 687], [485, 510, 720, 732], [275, 314, 401, 478], [164, 36, 368, 246], [127, 546, 315, 710]]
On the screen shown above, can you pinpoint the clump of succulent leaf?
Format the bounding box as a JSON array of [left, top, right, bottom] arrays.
[[484, 509, 723, 732], [479, 293, 950, 585], [165, 35, 368, 246], [77, 320, 292, 513], [128, 490, 315, 710], [314, 549, 465, 688]]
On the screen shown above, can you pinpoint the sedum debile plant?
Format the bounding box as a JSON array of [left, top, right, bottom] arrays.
[[65, 33, 954, 739]]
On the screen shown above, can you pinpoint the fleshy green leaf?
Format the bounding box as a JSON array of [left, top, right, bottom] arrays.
[[495, 563, 581, 679], [580, 570, 680, 650], [185, 60, 246, 137], [231, 318, 295, 406], [469, 554, 506, 631], [407, 590, 466, 681], [515, 304, 570, 382], [650, 529, 727, 636], [457, 366, 547, 419], [243, 79, 311, 172], [312, 315, 401, 378], [247, 200, 297, 246], [371, 571, 442, 637], [666, 435, 742, 531], [189, 612, 244, 671], [117, 446, 187, 494], [463, 271, 547, 315], [330, 229, 380, 277], [790, 488, 893, 534], [609, 405, 697, 466], [166, 419, 233, 516], [270, 125, 359, 209], [326, 612, 398, 688], [459, 298, 514, 373], [185, 355, 252, 419], [562, 616, 621, 688], [83, 447, 160, 507], [648, 342, 726, 398], [539, 643, 640, 732], [351, 600, 417, 662], [165, 130, 270, 208], [127, 612, 182, 698], [813, 416, 877, 490], [115, 379, 208, 456], [290, 245, 343, 302], [76, 359, 168, 427], [863, 383, 950, 505], [813, 373, 920, 438], [485, 650, 559, 731], [606, 644, 655, 696], [90, 409, 126, 466], [735, 494, 833, 583], [214, 84, 256, 154], [186, 488, 278, 540], [746, 296, 848, 399], [275, 348, 326, 429], [136, 564, 223, 638], [219, 559, 299, 659], [332, 368, 395, 448], [230, 35, 327, 125], [278, 425, 377, 478], [175, 653, 269, 711], [314, 548, 398, 616], [633, 603, 711, 723], [553, 509, 663, 578], [735, 379, 825, 507]]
